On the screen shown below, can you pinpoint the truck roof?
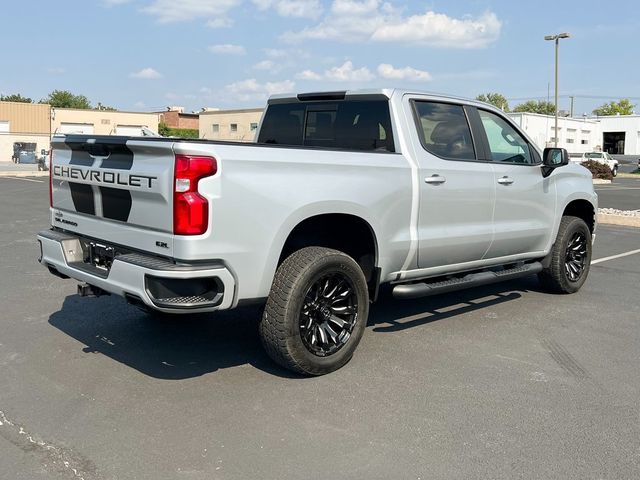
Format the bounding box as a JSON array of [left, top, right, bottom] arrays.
[[268, 88, 494, 110]]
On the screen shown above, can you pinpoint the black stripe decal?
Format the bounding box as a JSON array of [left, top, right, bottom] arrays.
[[69, 183, 95, 215], [99, 187, 132, 222]]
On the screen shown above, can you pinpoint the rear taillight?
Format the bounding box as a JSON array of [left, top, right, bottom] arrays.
[[49, 149, 53, 207], [173, 154, 217, 235]]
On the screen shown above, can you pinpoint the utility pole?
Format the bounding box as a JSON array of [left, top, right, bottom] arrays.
[[544, 33, 570, 147]]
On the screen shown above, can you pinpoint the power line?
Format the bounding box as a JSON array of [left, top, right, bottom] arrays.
[[506, 94, 640, 101]]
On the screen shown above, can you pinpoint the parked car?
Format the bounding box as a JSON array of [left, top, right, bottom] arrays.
[[38, 88, 597, 376], [572, 152, 619, 176]]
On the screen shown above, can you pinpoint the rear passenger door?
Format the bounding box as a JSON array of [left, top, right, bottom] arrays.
[[474, 108, 556, 259], [409, 99, 495, 269]]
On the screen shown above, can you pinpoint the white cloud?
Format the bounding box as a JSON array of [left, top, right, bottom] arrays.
[[373, 12, 501, 48], [264, 48, 288, 58], [252, 60, 284, 74], [254, 60, 275, 70], [206, 17, 234, 28], [130, 67, 163, 79], [208, 44, 246, 55], [296, 61, 374, 82], [377, 64, 432, 81], [142, 0, 241, 23], [223, 78, 295, 102], [103, 0, 132, 6], [253, 0, 323, 18], [283, 1, 501, 48]]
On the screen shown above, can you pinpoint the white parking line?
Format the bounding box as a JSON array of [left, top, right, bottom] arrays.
[[5, 177, 44, 183], [592, 249, 640, 265]]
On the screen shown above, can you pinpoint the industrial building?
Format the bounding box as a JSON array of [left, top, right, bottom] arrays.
[[157, 106, 199, 130], [0, 101, 51, 161], [0, 101, 160, 161], [509, 112, 640, 156], [199, 108, 264, 142]]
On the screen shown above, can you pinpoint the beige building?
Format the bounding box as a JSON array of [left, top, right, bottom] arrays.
[[199, 108, 264, 142], [0, 101, 51, 161], [1, 101, 161, 162], [52, 108, 159, 136]]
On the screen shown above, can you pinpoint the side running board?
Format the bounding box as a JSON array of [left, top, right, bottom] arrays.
[[392, 262, 543, 300]]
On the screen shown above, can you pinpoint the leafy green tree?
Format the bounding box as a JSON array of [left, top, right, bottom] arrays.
[[512, 100, 556, 115], [592, 99, 635, 116], [476, 93, 509, 111], [41, 90, 91, 109], [0, 93, 33, 103]]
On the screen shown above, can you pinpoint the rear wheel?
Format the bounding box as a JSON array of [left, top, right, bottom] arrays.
[[259, 247, 369, 376], [539, 216, 592, 293]]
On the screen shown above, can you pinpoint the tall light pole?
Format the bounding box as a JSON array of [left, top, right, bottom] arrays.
[[544, 32, 570, 147]]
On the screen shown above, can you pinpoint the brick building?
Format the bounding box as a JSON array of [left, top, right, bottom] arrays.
[[158, 107, 199, 130]]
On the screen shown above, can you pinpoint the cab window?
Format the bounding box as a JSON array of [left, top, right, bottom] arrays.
[[412, 101, 476, 160]]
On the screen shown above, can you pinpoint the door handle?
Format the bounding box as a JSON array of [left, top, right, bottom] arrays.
[[425, 174, 446, 185], [497, 176, 514, 185]]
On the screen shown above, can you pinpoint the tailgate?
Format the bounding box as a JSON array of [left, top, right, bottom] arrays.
[[50, 135, 176, 255]]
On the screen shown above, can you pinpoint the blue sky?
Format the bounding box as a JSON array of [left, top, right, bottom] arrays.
[[2, 0, 639, 114]]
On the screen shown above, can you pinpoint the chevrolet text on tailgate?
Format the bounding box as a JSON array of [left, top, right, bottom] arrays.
[[39, 89, 598, 376]]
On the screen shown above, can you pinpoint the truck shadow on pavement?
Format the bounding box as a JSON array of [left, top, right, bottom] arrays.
[[48, 277, 538, 379]]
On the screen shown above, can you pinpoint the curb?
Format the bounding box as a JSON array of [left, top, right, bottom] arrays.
[[598, 213, 640, 228], [592, 178, 612, 185], [0, 171, 49, 178]]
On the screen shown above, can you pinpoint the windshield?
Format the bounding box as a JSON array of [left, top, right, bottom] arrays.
[[585, 152, 603, 159]]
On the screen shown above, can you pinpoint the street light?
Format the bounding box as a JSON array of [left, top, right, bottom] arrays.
[[544, 32, 570, 147]]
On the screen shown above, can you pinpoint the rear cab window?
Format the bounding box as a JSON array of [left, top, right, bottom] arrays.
[[257, 98, 395, 152], [411, 101, 476, 160]]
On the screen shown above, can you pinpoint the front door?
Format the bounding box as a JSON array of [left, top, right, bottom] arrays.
[[475, 108, 556, 259]]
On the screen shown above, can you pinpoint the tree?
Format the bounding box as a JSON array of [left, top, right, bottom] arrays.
[[0, 93, 33, 103], [592, 99, 635, 116], [476, 93, 509, 111], [41, 90, 91, 109], [512, 100, 556, 115]]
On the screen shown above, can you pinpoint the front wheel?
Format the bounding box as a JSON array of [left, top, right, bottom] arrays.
[[612, 166, 618, 177], [538, 216, 592, 293], [259, 247, 369, 376]]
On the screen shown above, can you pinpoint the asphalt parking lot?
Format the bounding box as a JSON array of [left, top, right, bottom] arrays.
[[595, 176, 640, 210], [1, 176, 639, 480]]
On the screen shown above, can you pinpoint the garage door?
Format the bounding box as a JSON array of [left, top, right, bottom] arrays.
[[115, 125, 143, 136], [59, 123, 94, 134]]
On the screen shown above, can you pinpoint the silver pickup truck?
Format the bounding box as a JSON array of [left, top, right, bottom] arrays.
[[38, 89, 597, 375]]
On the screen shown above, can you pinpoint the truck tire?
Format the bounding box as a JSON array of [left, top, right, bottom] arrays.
[[259, 247, 369, 376], [538, 216, 592, 294]]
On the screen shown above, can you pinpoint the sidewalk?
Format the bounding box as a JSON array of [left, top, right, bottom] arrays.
[[0, 161, 48, 177]]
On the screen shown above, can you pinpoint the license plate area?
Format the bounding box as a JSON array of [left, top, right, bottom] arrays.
[[85, 242, 115, 272]]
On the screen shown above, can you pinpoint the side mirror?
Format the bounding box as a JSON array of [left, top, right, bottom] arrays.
[[542, 147, 569, 177]]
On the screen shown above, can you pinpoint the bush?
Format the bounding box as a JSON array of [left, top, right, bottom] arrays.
[[580, 160, 613, 180], [158, 121, 199, 139]]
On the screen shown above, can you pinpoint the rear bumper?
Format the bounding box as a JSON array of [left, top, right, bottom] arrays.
[[37, 229, 236, 313]]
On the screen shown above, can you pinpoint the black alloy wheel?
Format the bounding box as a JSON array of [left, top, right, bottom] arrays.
[[299, 273, 358, 357], [259, 247, 369, 376], [564, 231, 588, 282]]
